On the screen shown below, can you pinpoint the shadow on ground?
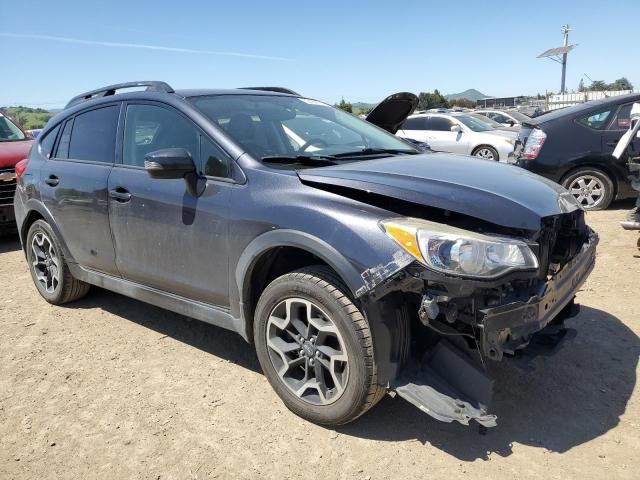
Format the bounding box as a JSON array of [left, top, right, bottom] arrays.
[[71, 288, 261, 374], [69, 287, 637, 462], [0, 233, 21, 254]]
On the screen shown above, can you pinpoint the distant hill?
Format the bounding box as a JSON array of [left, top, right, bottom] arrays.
[[1, 106, 56, 129], [445, 89, 491, 101]]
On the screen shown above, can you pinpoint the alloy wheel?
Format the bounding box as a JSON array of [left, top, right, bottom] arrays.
[[475, 148, 496, 160], [266, 298, 349, 406], [569, 175, 604, 208], [31, 231, 60, 294]]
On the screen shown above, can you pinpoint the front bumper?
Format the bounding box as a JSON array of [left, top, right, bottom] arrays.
[[480, 231, 598, 360]]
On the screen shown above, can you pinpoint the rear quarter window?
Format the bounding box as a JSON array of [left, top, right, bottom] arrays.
[[68, 105, 120, 163], [38, 124, 61, 159], [576, 109, 613, 130]]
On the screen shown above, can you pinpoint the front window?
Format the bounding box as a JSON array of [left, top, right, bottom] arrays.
[[455, 115, 493, 132], [506, 111, 530, 123], [469, 113, 502, 128], [0, 114, 27, 142], [190, 95, 417, 162]]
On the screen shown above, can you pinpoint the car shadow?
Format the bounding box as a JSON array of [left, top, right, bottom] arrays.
[[0, 233, 21, 253], [66, 291, 637, 461], [69, 288, 261, 374], [608, 198, 636, 211], [335, 306, 638, 460]]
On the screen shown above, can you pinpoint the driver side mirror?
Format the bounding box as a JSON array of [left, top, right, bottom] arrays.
[[450, 125, 462, 133], [144, 148, 205, 197]]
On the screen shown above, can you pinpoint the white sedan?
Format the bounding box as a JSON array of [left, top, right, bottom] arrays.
[[397, 112, 517, 161]]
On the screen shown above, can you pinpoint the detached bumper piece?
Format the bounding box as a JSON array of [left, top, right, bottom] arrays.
[[394, 341, 497, 428]]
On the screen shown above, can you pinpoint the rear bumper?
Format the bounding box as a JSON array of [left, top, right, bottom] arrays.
[[480, 231, 598, 360]]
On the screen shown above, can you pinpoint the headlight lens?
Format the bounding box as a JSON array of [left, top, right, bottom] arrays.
[[381, 218, 538, 278]]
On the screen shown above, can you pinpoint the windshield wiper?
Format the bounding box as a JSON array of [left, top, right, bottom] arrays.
[[331, 148, 419, 158], [261, 155, 337, 166]]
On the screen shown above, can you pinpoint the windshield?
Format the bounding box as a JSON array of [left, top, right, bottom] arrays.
[[469, 113, 502, 128], [0, 115, 27, 142], [506, 111, 531, 122], [454, 115, 493, 132], [190, 94, 417, 161]]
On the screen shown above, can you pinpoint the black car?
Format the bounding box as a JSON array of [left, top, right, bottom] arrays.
[[14, 81, 597, 428], [514, 93, 640, 210]]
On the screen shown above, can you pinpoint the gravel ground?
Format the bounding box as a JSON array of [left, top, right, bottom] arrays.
[[1, 205, 639, 480]]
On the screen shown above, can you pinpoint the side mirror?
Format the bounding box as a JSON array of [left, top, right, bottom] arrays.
[[144, 148, 205, 196], [450, 125, 462, 133], [144, 148, 196, 179]]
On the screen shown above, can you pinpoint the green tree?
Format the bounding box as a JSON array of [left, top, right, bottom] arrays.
[[589, 80, 608, 91], [608, 77, 634, 91], [336, 98, 353, 113], [417, 89, 449, 110], [449, 98, 475, 108], [578, 78, 585, 92]]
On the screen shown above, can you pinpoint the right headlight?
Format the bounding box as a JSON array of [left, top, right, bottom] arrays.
[[381, 218, 538, 279]]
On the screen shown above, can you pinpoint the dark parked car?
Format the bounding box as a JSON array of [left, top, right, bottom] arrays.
[[0, 110, 33, 231], [15, 82, 597, 428], [514, 93, 640, 210]]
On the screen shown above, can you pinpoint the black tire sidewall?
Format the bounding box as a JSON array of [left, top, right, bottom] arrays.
[[26, 220, 69, 303], [254, 272, 372, 425], [562, 168, 614, 210]]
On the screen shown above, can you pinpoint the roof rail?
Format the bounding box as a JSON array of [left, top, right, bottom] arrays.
[[239, 86, 300, 95], [65, 81, 175, 109]]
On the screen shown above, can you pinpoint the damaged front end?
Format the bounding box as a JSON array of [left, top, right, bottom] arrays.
[[358, 209, 598, 428]]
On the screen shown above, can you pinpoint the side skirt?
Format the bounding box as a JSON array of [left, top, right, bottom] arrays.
[[69, 264, 248, 341]]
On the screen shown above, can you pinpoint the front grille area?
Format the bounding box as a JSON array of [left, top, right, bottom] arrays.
[[0, 167, 17, 207], [540, 209, 589, 275]]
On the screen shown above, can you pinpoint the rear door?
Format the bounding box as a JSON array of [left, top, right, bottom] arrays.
[[397, 116, 431, 142], [39, 104, 120, 274], [107, 102, 233, 306], [427, 116, 469, 154]]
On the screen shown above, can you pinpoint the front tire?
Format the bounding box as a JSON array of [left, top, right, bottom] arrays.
[[254, 266, 384, 426], [561, 167, 614, 210], [26, 220, 90, 304]]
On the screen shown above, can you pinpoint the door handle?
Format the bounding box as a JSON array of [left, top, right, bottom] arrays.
[[607, 139, 621, 147], [45, 175, 59, 187], [109, 188, 132, 203]]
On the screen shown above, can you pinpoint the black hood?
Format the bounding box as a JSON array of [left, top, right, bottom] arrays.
[[365, 92, 418, 134], [298, 154, 580, 231]]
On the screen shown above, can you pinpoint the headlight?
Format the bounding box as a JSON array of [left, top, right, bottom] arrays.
[[503, 137, 516, 145], [381, 218, 538, 278]]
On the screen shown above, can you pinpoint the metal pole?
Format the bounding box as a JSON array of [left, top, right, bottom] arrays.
[[560, 24, 570, 94]]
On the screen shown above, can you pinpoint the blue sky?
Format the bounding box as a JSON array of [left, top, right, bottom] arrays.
[[3, 0, 639, 108]]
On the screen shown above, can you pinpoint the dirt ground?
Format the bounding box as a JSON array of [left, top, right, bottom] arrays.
[[1, 204, 639, 480]]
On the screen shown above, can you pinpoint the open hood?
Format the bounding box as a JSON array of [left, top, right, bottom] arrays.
[[365, 92, 418, 134], [298, 153, 579, 231]]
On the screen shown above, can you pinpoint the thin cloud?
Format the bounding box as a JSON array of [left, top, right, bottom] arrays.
[[0, 32, 293, 61]]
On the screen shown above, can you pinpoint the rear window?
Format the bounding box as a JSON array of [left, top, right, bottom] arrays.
[[68, 106, 120, 163], [39, 124, 61, 159], [612, 104, 633, 130], [576, 109, 613, 130], [402, 117, 430, 130]]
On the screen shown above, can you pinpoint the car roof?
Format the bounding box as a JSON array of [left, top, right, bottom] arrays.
[[175, 88, 297, 98], [532, 93, 640, 125]]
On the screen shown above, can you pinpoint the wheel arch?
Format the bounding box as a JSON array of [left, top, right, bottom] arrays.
[[235, 230, 365, 342], [19, 201, 75, 263]]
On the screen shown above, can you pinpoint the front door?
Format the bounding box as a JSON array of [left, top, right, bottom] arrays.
[[108, 102, 233, 306], [39, 104, 120, 275]]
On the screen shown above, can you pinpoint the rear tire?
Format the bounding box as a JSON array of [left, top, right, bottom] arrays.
[[254, 266, 384, 426], [472, 145, 499, 161], [26, 220, 90, 304], [561, 167, 614, 210]]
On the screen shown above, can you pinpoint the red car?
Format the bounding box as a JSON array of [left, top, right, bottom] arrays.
[[0, 111, 33, 231]]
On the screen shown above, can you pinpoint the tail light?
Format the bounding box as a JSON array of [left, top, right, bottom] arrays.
[[521, 128, 546, 160], [15, 158, 29, 179]]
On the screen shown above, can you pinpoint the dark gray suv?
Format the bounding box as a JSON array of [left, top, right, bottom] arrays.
[[14, 82, 597, 427]]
